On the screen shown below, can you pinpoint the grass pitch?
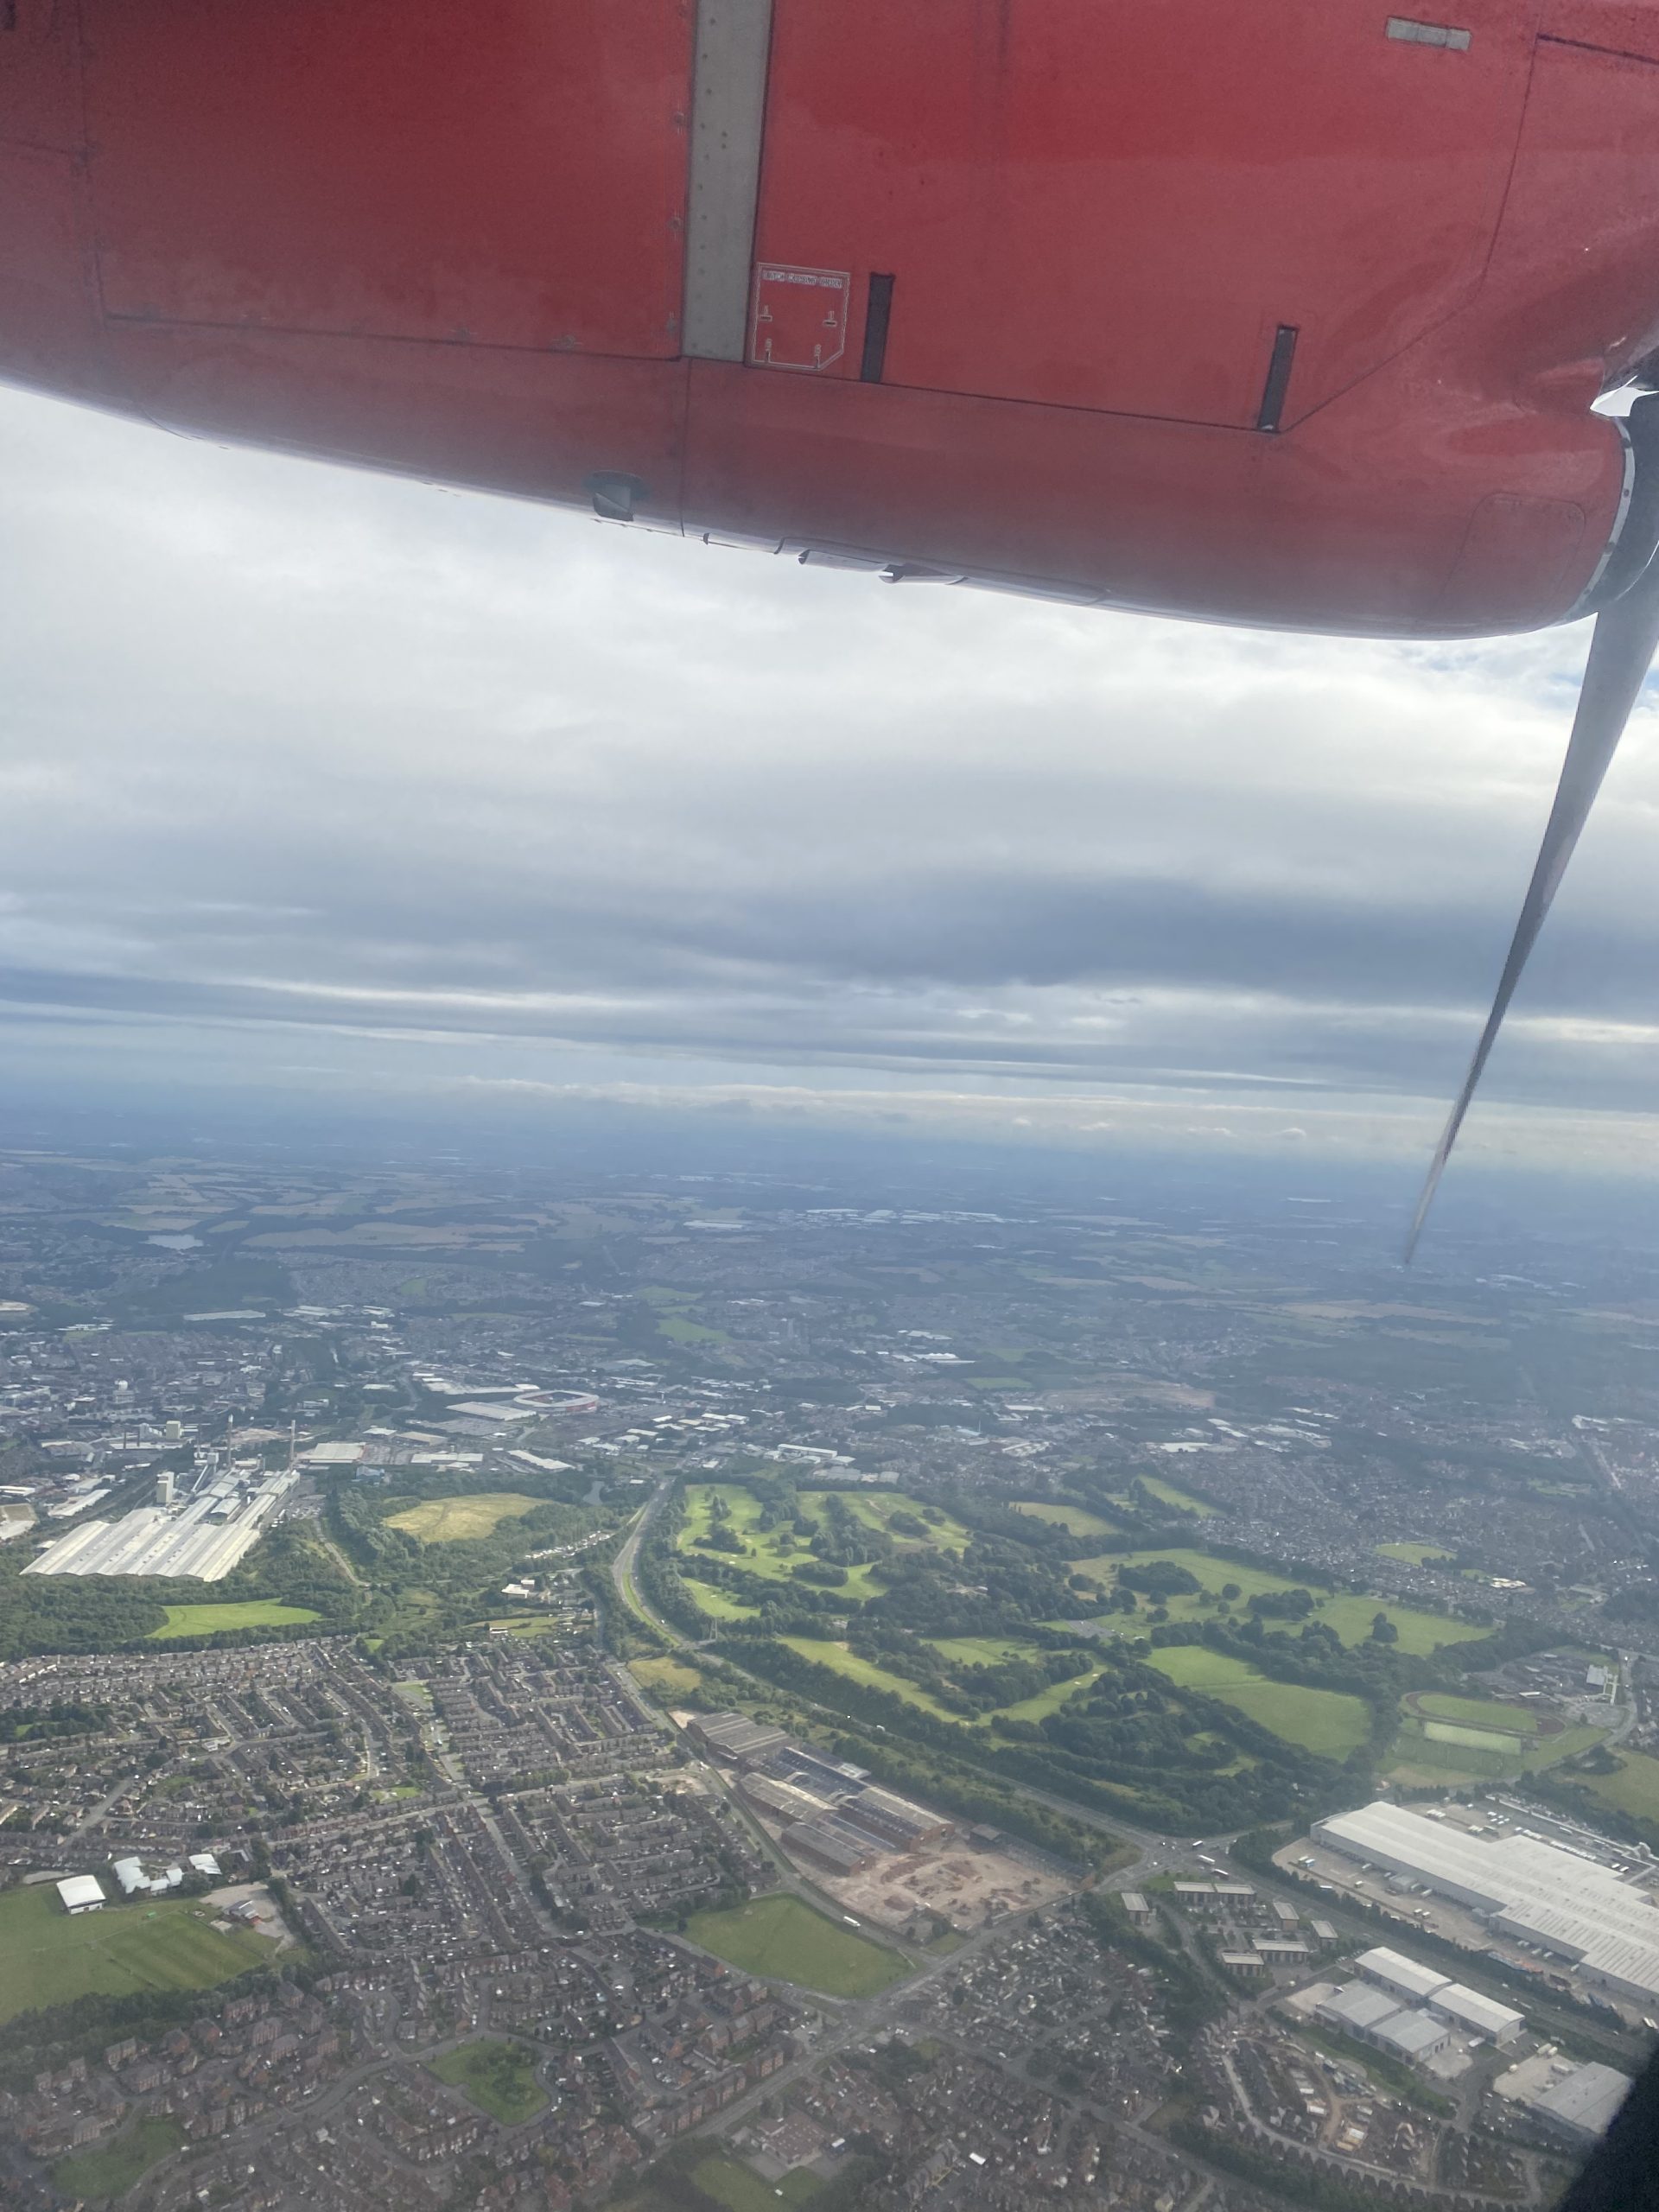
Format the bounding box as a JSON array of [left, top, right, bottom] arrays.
[[0, 1885, 270, 2025], [693, 2156, 823, 2212], [428, 2037, 546, 2124], [385, 1491, 541, 1543], [149, 1599, 319, 1639], [683, 1893, 906, 1998]]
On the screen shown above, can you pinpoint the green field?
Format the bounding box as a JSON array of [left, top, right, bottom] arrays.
[[1570, 1747, 1659, 1826], [1385, 1714, 1606, 1787], [692, 2157, 823, 2212], [991, 1662, 1108, 1724], [676, 1485, 970, 1610], [428, 2037, 546, 2124], [1134, 1475, 1217, 1516], [683, 1893, 906, 1998], [385, 1491, 541, 1542], [657, 1313, 730, 1344], [780, 1637, 959, 1719], [629, 1656, 704, 1699], [1376, 1541, 1453, 1565], [149, 1599, 319, 1639], [1144, 1646, 1370, 1757], [54, 2117, 183, 2202], [926, 1636, 1036, 1668], [1074, 1547, 1486, 1656], [1316, 1594, 1486, 1656], [786, 1633, 1102, 1728], [0, 1885, 271, 2025], [1013, 1501, 1120, 1537], [1414, 1691, 1544, 1735], [683, 1577, 763, 1620]]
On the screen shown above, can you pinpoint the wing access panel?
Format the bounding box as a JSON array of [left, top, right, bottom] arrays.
[[749, 0, 1538, 427]]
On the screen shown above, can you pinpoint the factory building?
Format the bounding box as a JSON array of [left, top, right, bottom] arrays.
[[55, 1874, 105, 1914], [836, 1785, 950, 1850], [1313, 1798, 1659, 2004], [23, 1467, 299, 1582], [1357, 1945, 1453, 2005], [1494, 2056, 1633, 2148], [766, 1744, 871, 1798], [1354, 1946, 1523, 2042], [688, 1713, 791, 1767], [781, 1817, 881, 1875], [1315, 1980, 1451, 2065]]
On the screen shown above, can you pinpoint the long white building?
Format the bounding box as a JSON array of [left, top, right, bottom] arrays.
[[23, 1468, 297, 1583], [1314, 1799, 1659, 2005]]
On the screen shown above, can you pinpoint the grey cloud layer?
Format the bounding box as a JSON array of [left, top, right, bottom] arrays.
[[2, 385, 1657, 1162]]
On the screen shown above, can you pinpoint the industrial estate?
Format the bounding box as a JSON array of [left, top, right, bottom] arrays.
[[4, 1147, 1659, 2212], [23, 1466, 300, 1583]]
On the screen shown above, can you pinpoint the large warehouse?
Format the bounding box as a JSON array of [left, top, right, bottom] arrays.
[[23, 1467, 298, 1582], [1313, 1800, 1659, 2004]]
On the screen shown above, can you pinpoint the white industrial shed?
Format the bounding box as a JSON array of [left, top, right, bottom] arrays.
[[1357, 1945, 1451, 2003], [1314, 1800, 1659, 2004], [55, 1874, 105, 1913]]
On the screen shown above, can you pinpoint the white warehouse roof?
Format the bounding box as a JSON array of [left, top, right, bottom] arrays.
[[1432, 1981, 1525, 2041], [1315, 1800, 1659, 2002], [1373, 2009, 1449, 2058], [56, 1874, 105, 1911], [1318, 1982, 1403, 2032], [1357, 1945, 1451, 2002]]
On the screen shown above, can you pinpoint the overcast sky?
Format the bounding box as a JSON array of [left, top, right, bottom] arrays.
[[3, 381, 1657, 1184]]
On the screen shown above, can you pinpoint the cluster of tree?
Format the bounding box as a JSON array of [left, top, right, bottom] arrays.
[[1247, 1586, 1319, 1620], [0, 1557, 168, 1658], [1118, 1560, 1203, 1599], [330, 1479, 607, 1655], [0, 1700, 109, 1743]]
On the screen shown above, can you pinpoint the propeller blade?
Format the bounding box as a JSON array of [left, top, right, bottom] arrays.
[[1404, 573, 1659, 1262]]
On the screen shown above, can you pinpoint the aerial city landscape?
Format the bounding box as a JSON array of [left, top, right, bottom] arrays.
[[4, 1142, 1659, 2212]]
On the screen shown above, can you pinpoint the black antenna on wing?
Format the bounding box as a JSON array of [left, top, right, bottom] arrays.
[[1405, 404, 1659, 1262]]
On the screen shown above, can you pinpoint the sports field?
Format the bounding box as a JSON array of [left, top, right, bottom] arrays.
[[1376, 1541, 1453, 1565], [385, 1491, 541, 1542], [683, 1893, 906, 1997], [1144, 1646, 1370, 1758], [0, 1885, 270, 2024], [428, 2037, 546, 2124], [149, 1599, 319, 1639], [692, 2156, 823, 2212], [54, 2117, 183, 2202], [1413, 1691, 1544, 1735]]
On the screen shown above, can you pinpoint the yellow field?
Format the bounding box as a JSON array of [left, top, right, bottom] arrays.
[[385, 1492, 541, 1543]]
